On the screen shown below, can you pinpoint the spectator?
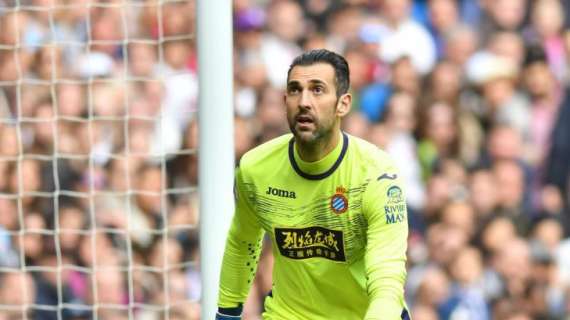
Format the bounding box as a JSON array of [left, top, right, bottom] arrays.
[[544, 87, 570, 230], [427, 0, 460, 59], [492, 160, 532, 234], [479, 0, 528, 43], [259, 0, 303, 87], [487, 31, 526, 67], [443, 23, 479, 67], [522, 45, 562, 168], [377, 0, 437, 74], [127, 43, 158, 78], [527, 0, 567, 83], [468, 168, 500, 220], [0, 271, 36, 319], [417, 101, 460, 180], [441, 246, 490, 320], [472, 53, 530, 138], [441, 201, 477, 239]]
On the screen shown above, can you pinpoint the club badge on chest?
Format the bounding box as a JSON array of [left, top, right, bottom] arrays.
[[330, 186, 348, 214]]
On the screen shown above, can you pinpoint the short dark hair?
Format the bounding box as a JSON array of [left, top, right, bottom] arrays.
[[287, 49, 350, 97], [523, 44, 548, 67]]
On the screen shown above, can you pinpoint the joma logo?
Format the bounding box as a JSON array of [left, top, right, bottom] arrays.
[[266, 186, 296, 199]]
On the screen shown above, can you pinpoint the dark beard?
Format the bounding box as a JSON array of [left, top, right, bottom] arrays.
[[289, 118, 335, 146], [288, 98, 339, 144]]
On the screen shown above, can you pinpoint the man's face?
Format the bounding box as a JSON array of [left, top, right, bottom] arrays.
[[382, 0, 411, 24], [490, 0, 526, 30], [285, 63, 343, 144], [523, 63, 554, 99]]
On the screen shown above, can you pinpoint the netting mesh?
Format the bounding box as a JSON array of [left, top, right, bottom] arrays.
[[0, 1, 199, 319]]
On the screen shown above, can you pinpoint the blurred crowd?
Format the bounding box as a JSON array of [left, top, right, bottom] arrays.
[[1, 0, 570, 319], [233, 0, 570, 319], [0, 0, 200, 319]]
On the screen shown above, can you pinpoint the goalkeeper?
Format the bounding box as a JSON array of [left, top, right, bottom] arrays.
[[217, 49, 410, 320]]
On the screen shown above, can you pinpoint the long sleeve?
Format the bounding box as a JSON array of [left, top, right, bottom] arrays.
[[362, 163, 409, 320], [218, 167, 265, 309]]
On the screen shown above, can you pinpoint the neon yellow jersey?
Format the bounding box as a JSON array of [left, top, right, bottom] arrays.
[[218, 132, 410, 320]]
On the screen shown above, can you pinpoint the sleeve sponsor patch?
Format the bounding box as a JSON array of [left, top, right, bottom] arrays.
[[384, 185, 406, 224], [274, 226, 346, 262], [386, 186, 404, 204]]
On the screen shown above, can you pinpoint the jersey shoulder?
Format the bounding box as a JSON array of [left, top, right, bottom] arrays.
[[238, 133, 292, 176], [348, 134, 398, 176]]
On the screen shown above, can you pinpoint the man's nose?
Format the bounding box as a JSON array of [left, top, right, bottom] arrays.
[[299, 89, 312, 109]]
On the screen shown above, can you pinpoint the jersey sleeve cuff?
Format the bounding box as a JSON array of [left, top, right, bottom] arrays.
[[217, 305, 243, 316]]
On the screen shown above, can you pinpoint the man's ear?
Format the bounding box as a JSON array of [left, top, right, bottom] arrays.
[[336, 93, 352, 117]]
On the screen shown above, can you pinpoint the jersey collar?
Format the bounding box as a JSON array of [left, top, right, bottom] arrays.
[[288, 132, 349, 180]]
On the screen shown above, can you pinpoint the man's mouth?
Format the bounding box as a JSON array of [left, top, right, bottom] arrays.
[[296, 114, 314, 124]]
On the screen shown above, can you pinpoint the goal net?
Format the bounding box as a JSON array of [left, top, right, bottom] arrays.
[[0, 0, 199, 319]]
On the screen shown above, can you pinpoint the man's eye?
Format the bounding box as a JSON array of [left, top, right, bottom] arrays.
[[313, 86, 324, 94], [288, 88, 300, 94]]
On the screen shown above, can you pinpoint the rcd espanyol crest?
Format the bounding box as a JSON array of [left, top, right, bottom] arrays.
[[330, 186, 348, 214]]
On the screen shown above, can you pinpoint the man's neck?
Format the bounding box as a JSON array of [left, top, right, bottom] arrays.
[[295, 130, 341, 163]]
